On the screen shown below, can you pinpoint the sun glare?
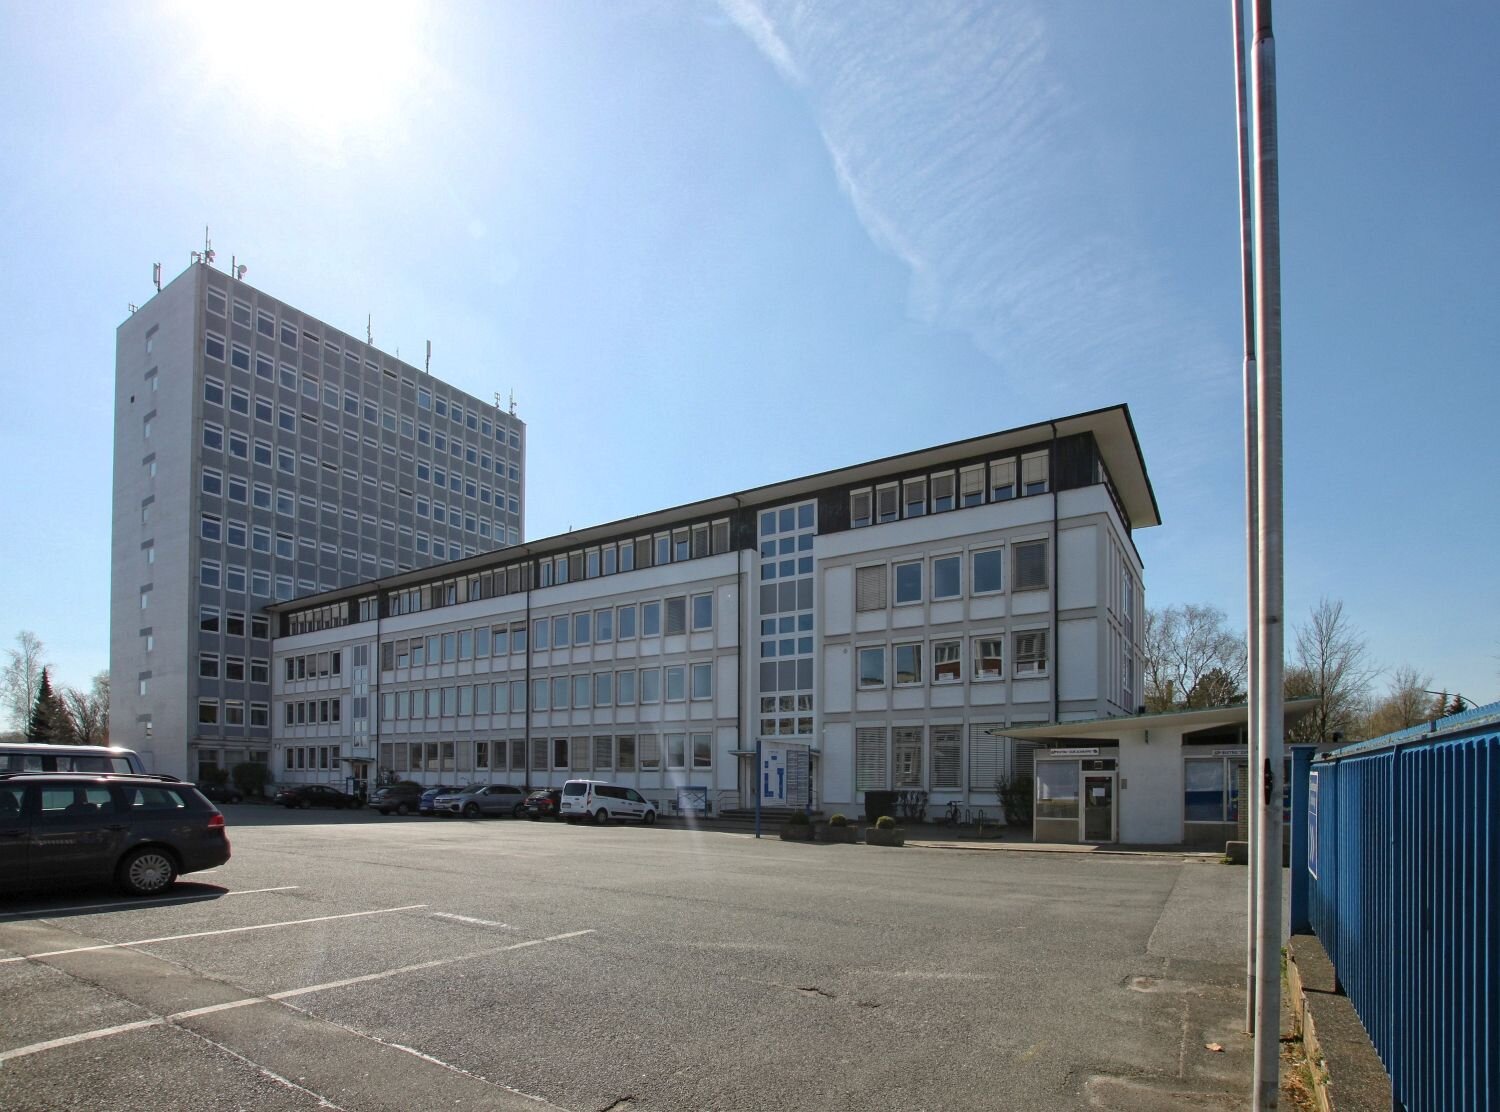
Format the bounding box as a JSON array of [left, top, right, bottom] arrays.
[[172, 0, 432, 144]]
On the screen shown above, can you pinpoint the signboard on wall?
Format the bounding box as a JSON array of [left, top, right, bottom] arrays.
[[1052, 747, 1100, 757], [1307, 770, 1319, 879]]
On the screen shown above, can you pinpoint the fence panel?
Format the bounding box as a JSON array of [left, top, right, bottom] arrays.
[[1307, 730, 1497, 1112]]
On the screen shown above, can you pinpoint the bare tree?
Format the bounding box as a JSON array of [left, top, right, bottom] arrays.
[[1143, 604, 1247, 711], [62, 672, 110, 744], [1285, 599, 1378, 745], [1, 631, 49, 735], [1363, 664, 1434, 737]]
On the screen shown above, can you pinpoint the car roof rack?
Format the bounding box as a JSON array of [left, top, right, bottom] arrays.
[[0, 770, 182, 783]]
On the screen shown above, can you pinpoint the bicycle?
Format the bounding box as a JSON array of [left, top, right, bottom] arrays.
[[942, 800, 965, 826]]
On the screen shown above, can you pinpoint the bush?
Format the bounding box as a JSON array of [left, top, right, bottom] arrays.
[[232, 761, 272, 799], [787, 811, 810, 826], [875, 814, 897, 830], [829, 813, 849, 827], [995, 775, 1034, 825], [198, 765, 229, 787]]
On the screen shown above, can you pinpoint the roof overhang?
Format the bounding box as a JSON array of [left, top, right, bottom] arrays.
[[1003, 698, 1320, 741]]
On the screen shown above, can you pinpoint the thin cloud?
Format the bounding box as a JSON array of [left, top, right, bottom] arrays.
[[720, 0, 1239, 485]]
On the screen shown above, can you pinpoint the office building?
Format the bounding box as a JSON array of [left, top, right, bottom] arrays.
[[267, 405, 1155, 824], [110, 262, 526, 779]]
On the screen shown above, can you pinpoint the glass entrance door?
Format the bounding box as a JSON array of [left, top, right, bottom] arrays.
[[1083, 774, 1116, 842]]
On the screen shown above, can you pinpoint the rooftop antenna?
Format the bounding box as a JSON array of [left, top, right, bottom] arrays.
[[509, 389, 517, 416], [366, 314, 372, 345], [425, 340, 431, 374], [230, 255, 248, 281], [203, 226, 215, 267], [152, 263, 162, 292]]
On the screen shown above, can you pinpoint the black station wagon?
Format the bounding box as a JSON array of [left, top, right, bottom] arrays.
[[0, 773, 231, 897]]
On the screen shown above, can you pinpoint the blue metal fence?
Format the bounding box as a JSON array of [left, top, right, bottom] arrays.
[[1306, 705, 1499, 1112]]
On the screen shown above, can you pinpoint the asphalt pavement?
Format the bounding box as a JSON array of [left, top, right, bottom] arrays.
[[0, 806, 1258, 1111]]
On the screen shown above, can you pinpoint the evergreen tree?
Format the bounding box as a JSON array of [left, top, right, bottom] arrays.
[[25, 668, 72, 742]]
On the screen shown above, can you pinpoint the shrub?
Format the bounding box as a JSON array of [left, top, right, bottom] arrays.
[[875, 814, 897, 830], [232, 761, 272, 799], [198, 765, 229, 787], [787, 811, 810, 826], [995, 775, 1035, 825], [829, 813, 849, 827]]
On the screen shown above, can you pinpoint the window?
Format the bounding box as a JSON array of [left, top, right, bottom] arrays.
[[932, 640, 962, 683], [1014, 540, 1049, 590], [1036, 762, 1079, 820], [1184, 758, 1229, 822], [205, 332, 226, 361], [664, 597, 687, 636], [857, 646, 885, 688], [642, 601, 661, 638], [690, 663, 712, 700], [692, 732, 713, 770], [199, 653, 219, 679], [203, 377, 224, 406], [973, 548, 1004, 594], [665, 665, 686, 702], [876, 484, 898, 523], [903, 477, 927, 518], [617, 605, 636, 639], [990, 458, 1017, 501], [1022, 450, 1049, 496], [691, 593, 713, 631], [850, 489, 873, 528], [666, 733, 687, 770], [201, 513, 222, 542], [198, 700, 219, 725], [894, 561, 922, 605], [973, 637, 1004, 679], [594, 608, 613, 643], [960, 465, 985, 507], [895, 643, 923, 685], [931, 555, 961, 600], [930, 471, 956, 512], [855, 565, 887, 612], [552, 615, 569, 648], [1014, 629, 1048, 675], [616, 670, 636, 705], [894, 726, 923, 786], [855, 726, 887, 791], [640, 668, 661, 704], [931, 725, 962, 789], [594, 672, 612, 707], [201, 468, 223, 496], [202, 422, 223, 451], [573, 611, 591, 646]]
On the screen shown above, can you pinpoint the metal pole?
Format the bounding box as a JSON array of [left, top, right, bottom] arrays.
[[1250, 0, 1286, 1105], [1231, 0, 1262, 1037]]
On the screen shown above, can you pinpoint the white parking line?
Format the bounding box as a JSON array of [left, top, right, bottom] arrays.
[[429, 912, 513, 930], [0, 887, 301, 922], [0, 927, 597, 1063], [0, 905, 427, 965]]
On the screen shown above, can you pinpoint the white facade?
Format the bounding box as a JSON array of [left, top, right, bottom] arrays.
[[269, 406, 1158, 815]]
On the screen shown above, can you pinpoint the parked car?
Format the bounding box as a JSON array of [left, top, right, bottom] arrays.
[[0, 742, 149, 775], [273, 784, 356, 810], [418, 785, 460, 815], [559, 780, 658, 825], [0, 772, 230, 896], [432, 783, 527, 818], [524, 788, 562, 820], [369, 781, 424, 816], [196, 782, 243, 804]]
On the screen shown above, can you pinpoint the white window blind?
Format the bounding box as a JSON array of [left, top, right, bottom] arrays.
[[969, 722, 1005, 790], [593, 735, 613, 770], [931, 725, 962, 788], [855, 727, 888, 791], [855, 565, 887, 612], [1014, 540, 1049, 590], [570, 737, 590, 771]]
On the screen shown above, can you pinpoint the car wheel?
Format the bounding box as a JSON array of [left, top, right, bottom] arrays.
[[301, 799, 312, 810], [463, 802, 480, 818], [395, 803, 409, 815], [594, 808, 609, 825], [512, 802, 525, 818], [643, 810, 657, 825], [118, 847, 178, 896]]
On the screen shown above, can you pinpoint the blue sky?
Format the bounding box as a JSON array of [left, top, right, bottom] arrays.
[[1, 1, 1495, 706]]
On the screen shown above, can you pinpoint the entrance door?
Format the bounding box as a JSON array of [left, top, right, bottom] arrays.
[[1083, 774, 1116, 842]]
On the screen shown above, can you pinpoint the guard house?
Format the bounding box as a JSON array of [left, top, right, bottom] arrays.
[[1006, 699, 1316, 846]]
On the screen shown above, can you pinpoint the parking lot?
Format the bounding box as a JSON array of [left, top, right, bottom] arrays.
[[0, 809, 1255, 1111]]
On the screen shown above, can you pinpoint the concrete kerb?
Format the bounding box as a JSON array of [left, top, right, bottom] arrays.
[[1285, 931, 1393, 1112]]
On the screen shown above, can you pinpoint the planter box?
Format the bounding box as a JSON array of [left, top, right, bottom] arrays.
[[779, 825, 816, 842], [816, 824, 859, 844], [865, 827, 906, 847]]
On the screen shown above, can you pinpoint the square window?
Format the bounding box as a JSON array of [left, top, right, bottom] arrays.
[[858, 646, 885, 688], [894, 561, 922, 605], [932, 555, 961, 600]]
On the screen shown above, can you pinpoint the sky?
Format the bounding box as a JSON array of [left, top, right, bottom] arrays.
[[0, 0, 1495, 708]]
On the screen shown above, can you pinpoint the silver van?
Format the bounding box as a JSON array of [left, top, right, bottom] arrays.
[[559, 780, 658, 825], [0, 743, 148, 776]]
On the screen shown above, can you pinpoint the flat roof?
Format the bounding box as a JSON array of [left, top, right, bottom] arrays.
[[1004, 697, 1319, 741], [269, 402, 1157, 613]]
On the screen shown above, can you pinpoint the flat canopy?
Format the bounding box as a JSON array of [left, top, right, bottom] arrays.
[[1004, 698, 1319, 742]]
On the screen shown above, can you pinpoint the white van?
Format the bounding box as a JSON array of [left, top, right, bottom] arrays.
[[559, 780, 658, 825], [0, 742, 148, 775]]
